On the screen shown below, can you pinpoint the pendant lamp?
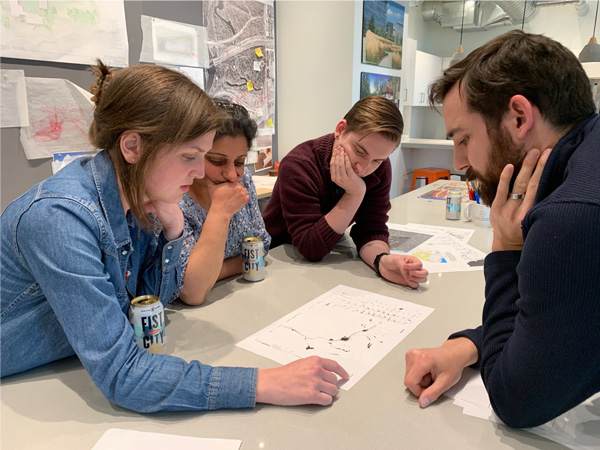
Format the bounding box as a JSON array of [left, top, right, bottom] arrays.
[[579, 0, 600, 63], [449, 0, 467, 67]]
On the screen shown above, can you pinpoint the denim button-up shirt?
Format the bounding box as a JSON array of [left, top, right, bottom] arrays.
[[1, 151, 257, 412]]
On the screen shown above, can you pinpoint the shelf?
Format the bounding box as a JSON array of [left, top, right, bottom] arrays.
[[401, 138, 454, 150]]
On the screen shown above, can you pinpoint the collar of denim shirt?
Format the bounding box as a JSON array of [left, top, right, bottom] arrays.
[[91, 151, 132, 248]]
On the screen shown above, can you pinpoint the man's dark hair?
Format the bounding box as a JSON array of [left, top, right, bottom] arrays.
[[429, 30, 595, 132]]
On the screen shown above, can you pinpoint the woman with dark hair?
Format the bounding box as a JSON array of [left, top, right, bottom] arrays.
[[1, 64, 347, 413], [174, 99, 271, 306]]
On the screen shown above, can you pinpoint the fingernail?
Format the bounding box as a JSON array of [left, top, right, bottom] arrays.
[[421, 397, 430, 408]]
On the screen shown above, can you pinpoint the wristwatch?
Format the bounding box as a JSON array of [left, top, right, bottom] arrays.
[[373, 252, 390, 277]]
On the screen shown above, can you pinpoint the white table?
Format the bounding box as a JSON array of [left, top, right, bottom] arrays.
[[1, 182, 568, 449]]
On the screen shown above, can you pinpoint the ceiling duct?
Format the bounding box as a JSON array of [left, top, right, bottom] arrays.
[[422, 1, 590, 32]]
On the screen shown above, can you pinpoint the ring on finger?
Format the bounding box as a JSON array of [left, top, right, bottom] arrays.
[[508, 192, 525, 200]]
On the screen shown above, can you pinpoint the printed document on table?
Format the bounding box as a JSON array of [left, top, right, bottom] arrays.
[[410, 232, 486, 273], [92, 429, 241, 450], [445, 369, 600, 450], [237, 285, 434, 390], [386, 223, 484, 272]]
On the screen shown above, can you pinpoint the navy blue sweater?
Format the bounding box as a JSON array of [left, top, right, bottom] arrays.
[[452, 114, 600, 428]]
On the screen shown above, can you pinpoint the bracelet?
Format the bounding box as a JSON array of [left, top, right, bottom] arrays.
[[373, 252, 390, 277]]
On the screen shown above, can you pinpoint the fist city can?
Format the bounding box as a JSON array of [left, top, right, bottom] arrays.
[[128, 295, 166, 354], [445, 189, 462, 220], [242, 237, 265, 281]]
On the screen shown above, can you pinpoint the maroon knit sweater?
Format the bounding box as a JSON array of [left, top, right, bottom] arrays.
[[262, 133, 391, 262]]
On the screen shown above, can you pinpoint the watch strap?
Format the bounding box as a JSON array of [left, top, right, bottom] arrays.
[[373, 252, 390, 277]]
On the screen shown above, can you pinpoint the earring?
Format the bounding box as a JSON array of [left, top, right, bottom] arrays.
[[131, 158, 136, 163]]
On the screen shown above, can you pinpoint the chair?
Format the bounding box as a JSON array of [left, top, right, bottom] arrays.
[[411, 167, 451, 191]]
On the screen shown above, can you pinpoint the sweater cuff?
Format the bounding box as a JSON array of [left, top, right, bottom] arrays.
[[448, 327, 482, 369], [314, 216, 345, 250]]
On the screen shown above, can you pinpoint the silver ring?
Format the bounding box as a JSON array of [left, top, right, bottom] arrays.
[[508, 192, 524, 200]]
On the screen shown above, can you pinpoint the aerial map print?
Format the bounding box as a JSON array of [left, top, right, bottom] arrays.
[[203, 0, 275, 140]]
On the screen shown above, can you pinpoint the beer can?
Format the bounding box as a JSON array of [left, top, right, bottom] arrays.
[[445, 190, 462, 220], [128, 295, 166, 354], [242, 237, 265, 281]]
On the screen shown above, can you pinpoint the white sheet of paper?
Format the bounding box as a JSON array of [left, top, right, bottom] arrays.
[[92, 429, 241, 450], [140, 16, 209, 68], [237, 285, 434, 390], [1, 70, 29, 128], [1, 1, 128, 67], [251, 175, 277, 189], [20, 78, 94, 160], [406, 223, 475, 244], [410, 233, 486, 273], [162, 65, 205, 90], [445, 368, 600, 450]]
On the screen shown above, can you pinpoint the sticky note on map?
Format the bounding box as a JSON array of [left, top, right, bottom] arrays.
[[255, 47, 263, 57], [246, 81, 254, 91], [267, 118, 274, 128]]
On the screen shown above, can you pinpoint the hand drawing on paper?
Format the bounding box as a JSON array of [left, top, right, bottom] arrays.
[[237, 285, 434, 390]]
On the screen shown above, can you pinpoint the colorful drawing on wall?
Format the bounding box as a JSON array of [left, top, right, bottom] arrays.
[[362, 0, 405, 69], [360, 72, 401, 107]]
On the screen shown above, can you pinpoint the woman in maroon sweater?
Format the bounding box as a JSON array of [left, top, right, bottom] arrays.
[[262, 96, 428, 288]]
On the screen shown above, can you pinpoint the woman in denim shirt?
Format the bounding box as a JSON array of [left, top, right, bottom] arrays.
[[174, 100, 271, 305], [1, 61, 348, 413]]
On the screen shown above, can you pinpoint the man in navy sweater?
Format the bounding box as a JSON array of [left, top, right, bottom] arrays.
[[404, 30, 600, 428]]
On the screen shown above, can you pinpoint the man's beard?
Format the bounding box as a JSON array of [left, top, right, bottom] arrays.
[[465, 126, 525, 206]]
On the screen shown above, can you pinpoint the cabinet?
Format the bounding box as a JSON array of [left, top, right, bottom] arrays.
[[403, 39, 443, 106]]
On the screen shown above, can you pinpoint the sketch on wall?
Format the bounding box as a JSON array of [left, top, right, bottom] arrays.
[[361, 0, 404, 69], [0, 1, 128, 67], [203, 0, 276, 158]]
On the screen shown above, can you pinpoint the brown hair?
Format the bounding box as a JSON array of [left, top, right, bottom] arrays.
[[429, 30, 595, 132], [343, 96, 403, 145], [88, 60, 226, 229]]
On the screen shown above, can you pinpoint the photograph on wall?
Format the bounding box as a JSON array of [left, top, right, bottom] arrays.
[[360, 72, 401, 107], [362, 0, 405, 69], [253, 147, 273, 172]]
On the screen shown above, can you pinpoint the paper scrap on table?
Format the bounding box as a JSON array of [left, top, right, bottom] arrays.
[[92, 429, 241, 450], [237, 285, 434, 390], [20, 78, 95, 160], [445, 368, 600, 450], [1, 70, 29, 128]]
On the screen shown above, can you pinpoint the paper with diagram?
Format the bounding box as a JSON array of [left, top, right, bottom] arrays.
[[237, 285, 434, 390]]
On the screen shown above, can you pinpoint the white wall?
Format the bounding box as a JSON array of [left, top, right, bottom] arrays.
[[276, 1, 356, 160]]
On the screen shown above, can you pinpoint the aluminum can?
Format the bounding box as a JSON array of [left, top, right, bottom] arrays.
[[242, 237, 265, 281], [445, 189, 462, 220], [128, 295, 166, 354]]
